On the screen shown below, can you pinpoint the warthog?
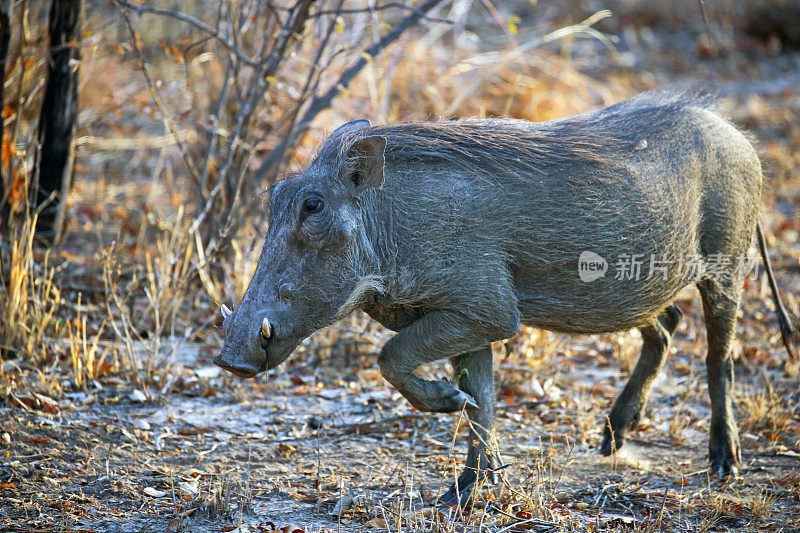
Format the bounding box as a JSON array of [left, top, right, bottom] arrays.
[[215, 92, 797, 503]]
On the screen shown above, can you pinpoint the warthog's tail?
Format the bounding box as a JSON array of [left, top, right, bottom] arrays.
[[756, 221, 798, 360]]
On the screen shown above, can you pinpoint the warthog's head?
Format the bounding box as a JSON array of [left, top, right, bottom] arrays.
[[214, 121, 386, 378]]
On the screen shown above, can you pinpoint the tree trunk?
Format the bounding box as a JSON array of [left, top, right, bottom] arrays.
[[35, 0, 82, 239], [0, 0, 11, 231]]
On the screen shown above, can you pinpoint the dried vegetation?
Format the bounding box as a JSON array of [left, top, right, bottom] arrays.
[[1, 0, 799, 531]]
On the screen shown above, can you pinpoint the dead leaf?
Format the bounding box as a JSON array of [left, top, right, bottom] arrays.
[[364, 517, 388, 528], [9, 394, 59, 414], [277, 443, 296, 458], [289, 373, 307, 385], [144, 487, 167, 498]]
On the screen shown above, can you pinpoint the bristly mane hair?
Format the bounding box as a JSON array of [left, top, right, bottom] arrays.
[[317, 91, 716, 179]]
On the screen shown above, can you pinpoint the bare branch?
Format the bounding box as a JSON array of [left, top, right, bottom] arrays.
[[114, 0, 266, 68], [254, 0, 446, 182], [114, 0, 445, 261], [189, 0, 320, 241], [113, 1, 203, 187], [312, 2, 451, 23]]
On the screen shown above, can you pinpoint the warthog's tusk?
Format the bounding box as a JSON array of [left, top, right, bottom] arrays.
[[220, 304, 232, 318], [261, 317, 272, 339]]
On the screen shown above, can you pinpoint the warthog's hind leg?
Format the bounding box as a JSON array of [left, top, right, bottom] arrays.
[[601, 304, 681, 455], [698, 278, 742, 478]]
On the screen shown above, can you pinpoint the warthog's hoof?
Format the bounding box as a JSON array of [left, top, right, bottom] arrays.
[[438, 461, 498, 507], [599, 431, 624, 456], [599, 409, 643, 456], [599, 420, 632, 456], [450, 389, 479, 411], [440, 478, 476, 507], [709, 430, 741, 479], [413, 382, 479, 413]]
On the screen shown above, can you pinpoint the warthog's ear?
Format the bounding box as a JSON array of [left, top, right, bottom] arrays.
[[330, 119, 371, 139], [343, 136, 386, 194]]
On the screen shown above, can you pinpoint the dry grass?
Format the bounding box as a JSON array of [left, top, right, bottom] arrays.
[[0, 214, 60, 364], [738, 386, 794, 434], [66, 295, 108, 389]]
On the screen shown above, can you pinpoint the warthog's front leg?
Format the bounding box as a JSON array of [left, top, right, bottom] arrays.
[[377, 310, 505, 413], [377, 308, 518, 413], [440, 346, 499, 506], [377, 308, 518, 504]]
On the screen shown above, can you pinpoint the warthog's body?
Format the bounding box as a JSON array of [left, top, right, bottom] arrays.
[[355, 101, 758, 336], [217, 92, 794, 502]]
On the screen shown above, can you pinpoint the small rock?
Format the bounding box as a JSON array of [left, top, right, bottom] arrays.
[[129, 390, 147, 403], [307, 416, 324, 429], [133, 419, 151, 431], [195, 366, 220, 379], [575, 501, 589, 510], [554, 491, 571, 503], [330, 494, 354, 516], [522, 376, 546, 399], [1, 432, 10, 445], [635, 139, 648, 151]]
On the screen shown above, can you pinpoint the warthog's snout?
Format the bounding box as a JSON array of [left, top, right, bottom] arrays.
[[213, 355, 261, 378], [214, 315, 274, 378]]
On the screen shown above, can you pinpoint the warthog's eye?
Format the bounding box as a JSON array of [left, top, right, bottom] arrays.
[[300, 197, 324, 219]]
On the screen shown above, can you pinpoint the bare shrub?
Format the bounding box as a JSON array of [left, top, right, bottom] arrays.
[[113, 0, 447, 267]]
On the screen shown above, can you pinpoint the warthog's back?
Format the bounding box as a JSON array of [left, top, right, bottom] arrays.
[[368, 92, 762, 334]]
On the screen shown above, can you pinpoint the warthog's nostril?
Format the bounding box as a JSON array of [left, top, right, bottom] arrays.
[[213, 356, 259, 379]]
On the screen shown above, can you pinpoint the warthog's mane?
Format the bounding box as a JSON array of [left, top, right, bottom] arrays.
[[320, 91, 716, 180]]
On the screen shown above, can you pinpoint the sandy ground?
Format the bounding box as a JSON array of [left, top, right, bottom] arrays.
[[2, 321, 799, 532]]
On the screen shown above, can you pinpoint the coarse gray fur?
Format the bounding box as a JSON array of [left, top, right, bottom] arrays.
[[216, 91, 795, 501]]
